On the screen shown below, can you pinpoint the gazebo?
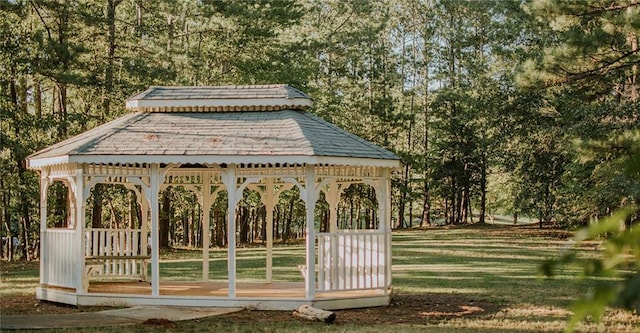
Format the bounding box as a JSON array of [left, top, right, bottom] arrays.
[[26, 85, 400, 310]]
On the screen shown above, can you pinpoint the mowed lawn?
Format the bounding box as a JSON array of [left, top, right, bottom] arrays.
[[1, 225, 638, 332]]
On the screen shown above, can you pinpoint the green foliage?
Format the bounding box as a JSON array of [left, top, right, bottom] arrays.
[[542, 206, 639, 332]]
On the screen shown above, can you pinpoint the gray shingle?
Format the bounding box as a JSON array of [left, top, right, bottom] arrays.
[[28, 110, 399, 162], [28, 85, 399, 168], [127, 85, 310, 102]]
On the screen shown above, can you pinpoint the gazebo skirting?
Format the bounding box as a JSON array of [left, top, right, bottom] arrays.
[[37, 281, 389, 310]]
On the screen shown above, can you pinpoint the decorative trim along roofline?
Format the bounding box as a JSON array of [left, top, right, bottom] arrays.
[[27, 154, 401, 170], [126, 98, 312, 112]]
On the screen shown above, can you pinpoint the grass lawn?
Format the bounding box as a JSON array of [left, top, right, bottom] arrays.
[[1, 224, 638, 332]]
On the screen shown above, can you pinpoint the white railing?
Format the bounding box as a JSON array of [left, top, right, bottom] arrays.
[[42, 229, 77, 289], [84, 228, 147, 278], [316, 230, 387, 292]]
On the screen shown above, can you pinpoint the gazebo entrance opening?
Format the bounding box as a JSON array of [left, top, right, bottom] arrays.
[[28, 85, 400, 310]]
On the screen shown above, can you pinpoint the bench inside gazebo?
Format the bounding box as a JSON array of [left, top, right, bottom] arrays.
[[27, 84, 400, 310]]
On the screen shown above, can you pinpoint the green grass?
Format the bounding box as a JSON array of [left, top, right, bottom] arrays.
[[158, 244, 306, 282], [2, 226, 638, 332], [0, 261, 40, 297]]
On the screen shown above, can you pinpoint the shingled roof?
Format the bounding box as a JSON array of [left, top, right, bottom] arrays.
[[126, 85, 312, 112], [27, 85, 400, 169]]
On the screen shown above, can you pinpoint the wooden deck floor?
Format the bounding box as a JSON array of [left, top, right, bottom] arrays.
[[88, 281, 380, 299]]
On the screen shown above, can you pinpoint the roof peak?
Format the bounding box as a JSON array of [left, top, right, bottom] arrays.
[[126, 84, 312, 113]]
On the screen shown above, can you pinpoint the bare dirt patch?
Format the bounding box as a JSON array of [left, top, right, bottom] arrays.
[[2, 292, 501, 326], [220, 292, 501, 326], [0, 294, 113, 315], [141, 318, 177, 328]]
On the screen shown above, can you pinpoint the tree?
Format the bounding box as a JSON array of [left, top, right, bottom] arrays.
[[524, 0, 640, 329]]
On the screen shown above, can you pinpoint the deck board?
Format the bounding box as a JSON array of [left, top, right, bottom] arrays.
[[87, 281, 380, 299]]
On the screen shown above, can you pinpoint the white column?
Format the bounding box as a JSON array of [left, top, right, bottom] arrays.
[[380, 168, 392, 290], [324, 180, 341, 288], [264, 178, 275, 283], [140, 194, 149, 256], [68, 184, 76, 228], [304, 165, 317, 299], [202, 171, 211, 281], [74, 165, 85, 293], [39, 168, 50, 286], [325, 181, 341, 233], [149, 163, 160, 296], [250, 179, 290, 283], [223, 164, 237, 298]]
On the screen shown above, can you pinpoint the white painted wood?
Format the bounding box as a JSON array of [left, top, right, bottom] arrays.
[[123, 176, 150, 262], [75, 165, 85, 293], [140, 193, 149, 258], [222, 164, 237, 297], [202, 170, 211, 281], [381, 168, 392, 291], [36, 163, 395, 309], [37, 286, 390, 311], [83, 228, 147, 281], [304, 165, 317, 299], [316, 230, 386, 292], [265, 187, 274, 283], [57, 155, 400, 169], [126, 97, 312, 111], [36, 287, 79, 306], [248, 179, 294, 283], [42, 229, 77, 288], [259, 178, 276, 283], [39, 168, 50, 286], [149, 163, 160, 296], [312, 294, 390, 311]]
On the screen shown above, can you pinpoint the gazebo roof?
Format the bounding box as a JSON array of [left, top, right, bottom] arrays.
[[125, 85, 312, 112], [27, 85, 400, 169]]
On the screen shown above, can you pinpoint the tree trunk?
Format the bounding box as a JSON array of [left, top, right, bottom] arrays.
[[189, 207, 195, 247], [283, 198, 295, 242], [91, 184, 103, 228], [160, 188, 171, 248], [34, 78, 42, 118], [479, 153, 487, 224]]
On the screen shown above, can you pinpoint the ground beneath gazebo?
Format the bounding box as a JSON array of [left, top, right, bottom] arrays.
[[3, 291, 498, 326]]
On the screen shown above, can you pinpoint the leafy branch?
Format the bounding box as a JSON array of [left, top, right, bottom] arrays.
[[541, 206, 639, 332]]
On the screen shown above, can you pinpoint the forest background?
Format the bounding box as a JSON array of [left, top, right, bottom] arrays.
[[1, 0, 638, 261]]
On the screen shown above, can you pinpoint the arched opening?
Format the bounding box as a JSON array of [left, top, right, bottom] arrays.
[[337, 183, 380, 230], [46, 181, 71, 228]]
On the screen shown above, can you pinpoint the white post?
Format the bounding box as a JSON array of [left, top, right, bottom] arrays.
[[264, 178, 275, 283], [149, 163, 160, 296], [223, 164, 237, 298], [75, 165, 85, 293], [304, 165, 317, 299], [140, 195, 149, 257], [68, 184, 76, 229], [39, 168, 50, 286], [326, 181, 341, 232], [202, 171, 211, 281], [325, 180, 341, 289], [380, 168, 392, 290]]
